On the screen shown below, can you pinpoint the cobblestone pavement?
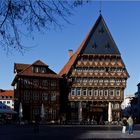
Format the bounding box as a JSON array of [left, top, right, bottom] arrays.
[[0, 124, 140, 140]]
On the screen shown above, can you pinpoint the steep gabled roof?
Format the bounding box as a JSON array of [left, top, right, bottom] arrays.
[[59, 14, 121, 76], [12, 60, 61, 86], [32, 60, 48, 67], [16, 60, 59, 76]]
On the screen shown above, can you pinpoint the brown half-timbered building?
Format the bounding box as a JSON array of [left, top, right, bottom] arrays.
[[12, 60, 61, 122], [59, 15, 129, 124]]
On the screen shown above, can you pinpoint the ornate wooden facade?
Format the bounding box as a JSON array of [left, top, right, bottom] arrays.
[[59, 15, 129, 124], [12, 60, 61, 122]]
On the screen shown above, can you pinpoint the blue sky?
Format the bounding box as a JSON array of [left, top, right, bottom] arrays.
[[0, 1, 140, 96]]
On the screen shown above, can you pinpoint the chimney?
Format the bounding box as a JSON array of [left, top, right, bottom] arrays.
[[68, 49, 73, 58]]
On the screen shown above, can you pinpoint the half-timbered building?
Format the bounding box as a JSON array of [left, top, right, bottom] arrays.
[[59, 15, 129, 124], [12, 60, 61, 122]]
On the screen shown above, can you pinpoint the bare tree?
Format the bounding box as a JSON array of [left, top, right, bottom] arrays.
[[0, 0, 88, 54]]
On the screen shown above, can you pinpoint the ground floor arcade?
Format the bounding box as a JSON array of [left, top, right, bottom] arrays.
[[66, 101, 122, 124]]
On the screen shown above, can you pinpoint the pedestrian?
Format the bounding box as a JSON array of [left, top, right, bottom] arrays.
[[127, 115, 134, 135], [122, 117, 127, 133]]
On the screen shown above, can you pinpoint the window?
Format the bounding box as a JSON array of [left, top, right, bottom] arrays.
[[105, 42, 110, 49], [104, 79, 109, 83], [94, 90, 98, 96], [116, 90, 120, 96], [82, 102, 87, 108], [24, 78, 30, 88], [51, 80, 57, 87], [24, 90, 30, 100], [104, 90, 108, 96], [33, 79, 39, 87], [110, 79, 115, 83], [75, 78, 81, 83], [3, 101, 6, 104], [42, 80, 48, 87], [99, 90, 103, 96], [32, 108, 40, 116], [109, 90, 114, 96], [33, 91, 39, 100], [52, 110, 57, 120], [89, 78, 93, 83], [33, 66, 39, 73], [71, 102, 75, 108], [99, 79, 103, 85], [114, 103, 120, 109], [92, 42, 97, 49], [41, 67, 47, 73], [88, 89, 92, 96], [42, 92, 48, 101], [7, 101, 10, 104], [76, 88, 81, 96], [82, 89, 87, 96], [51, 92, 56, 101], [94, 79, 98, 83], [71, 89, 75, 96], [98, 27, 104, 33], [83, 78, 88, 83], [106, 67, 109, 72], [33, 66, 47, 73]]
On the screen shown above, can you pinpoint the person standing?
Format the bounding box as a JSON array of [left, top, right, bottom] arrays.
[[127, 116, 134, 135], [122, 117, 127, 133]]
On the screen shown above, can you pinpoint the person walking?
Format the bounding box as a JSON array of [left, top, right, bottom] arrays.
[[122, 117, 127, 133], [127, 116, 134, 135]]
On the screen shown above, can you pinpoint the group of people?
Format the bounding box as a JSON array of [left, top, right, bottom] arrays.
[[122, 116, 134, 135]]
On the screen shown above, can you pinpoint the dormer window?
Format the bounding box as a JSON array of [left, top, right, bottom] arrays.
[[33, 66, 39, 73], [105, 42, 110, 49], [92, 42, 97, 49], [98, 27, 104, 33], [33, 66, 47, 73]]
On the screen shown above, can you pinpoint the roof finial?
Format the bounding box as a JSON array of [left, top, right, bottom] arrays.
[[99, 1, 102, 15]]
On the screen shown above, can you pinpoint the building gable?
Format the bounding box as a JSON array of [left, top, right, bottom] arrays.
[[81, 15, 120, 55], [59, 15, 122, 76]]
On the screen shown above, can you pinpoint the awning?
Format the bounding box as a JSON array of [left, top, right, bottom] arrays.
[[0, 109, 17, 114]]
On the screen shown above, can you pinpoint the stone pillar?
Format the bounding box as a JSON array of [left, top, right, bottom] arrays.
[[108, 102, 112, 123], [78, 101, 82, 122]]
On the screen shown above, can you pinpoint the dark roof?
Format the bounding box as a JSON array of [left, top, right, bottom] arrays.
[[12, 60, 61, 86], [59, 14, 121, 76], [81, 15, 120, 55], [14, 63, 29, 73]]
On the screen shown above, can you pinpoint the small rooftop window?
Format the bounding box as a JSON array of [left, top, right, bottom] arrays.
[[33, 66, 47, 73], [105, 42, 110, 49], [92, 42, 97, 49], [98, 27, 104, 33]]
